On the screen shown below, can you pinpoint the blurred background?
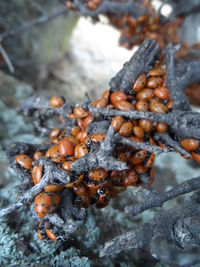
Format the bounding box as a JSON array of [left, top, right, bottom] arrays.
[[0, 1, 200, 266]]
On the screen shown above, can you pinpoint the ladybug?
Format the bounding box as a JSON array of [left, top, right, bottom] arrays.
[[154, 86, 170, 100], [58, 138, 74, 156], [149, 68, 165, 76], [45, 145, 64, 163], [114, 100, 135, 111], [32, 165, 43, 185], [73, 106, 88, 119], [88, 168, 108, 181], [16, 154, 33, 169], [34, 192, 60, 218], [44, 185, 64, 193], [91, 133, 106, 142], [136, 88, 154, 101], [111, 116, 125, 132], [119, 121, 133, 137], [49, 128, 60, 141], [74, 143, 88, 158], [110, 91, 127, 105], [49, 96, 65, 108], [180, 139, 199, 152], [71, 126, 81, 137], [133, 73, 146, 92], [93, 98, 108, 108], [147, 76, 163, 88]]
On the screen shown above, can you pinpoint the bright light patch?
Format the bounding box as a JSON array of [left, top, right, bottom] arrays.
[[160, 4, 173, 17]]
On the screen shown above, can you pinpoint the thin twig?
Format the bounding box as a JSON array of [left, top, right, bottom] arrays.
[[125, 176, 200, 216], [118, 135, 169, 155], [0, 44, 15, 73], [0, 6, 67, 42]]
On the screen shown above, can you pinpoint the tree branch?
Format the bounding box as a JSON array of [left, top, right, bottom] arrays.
[[100, 190, 200, 257], [125, 176, 200, 216]]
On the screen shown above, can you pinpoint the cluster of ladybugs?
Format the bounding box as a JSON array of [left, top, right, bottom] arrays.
[[108, 6, 182, 50], [15, 65, 200, 240], [66, 0, 182, 50]]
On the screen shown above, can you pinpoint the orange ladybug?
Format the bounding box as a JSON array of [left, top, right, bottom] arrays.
[[16, 154, 32, 169], [34, 192, 60, 218]]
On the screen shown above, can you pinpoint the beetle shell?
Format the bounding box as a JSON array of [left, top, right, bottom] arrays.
[[49, 128, 60, 140], [76, 119, 84, 132], [94, 98, 108, 108], [49, 96, 64, 108], [180, 139, 199, 152], [136, 100, 149, 111], [111, 116, 125, 132], [93, 0, 102, 5], [62, 161, 72, 172], [167, 99, 173, 109], [34, 192, 60, 218], [150, 102, 167, 114], [110, 91, 127, 105], [88, 168, 108, 181], [154, 86, 170, 100], [74, 143, 88, 158], [76, 131, 88, 143], [147, 77, 163, 88], [139, 119, 153, 133], [71, 126, 80, 137], [44, 185, 64, 192], [32, 165, 43, 185], [91, 133, 106, 142], [119, 121, 133, 137], [114, 100, 135, 111], [64, 136, 79, 146], [149, 68, 165, 76], [156, 122, 168, 133], [118, 151, 132, 162], [59, 139, 74, 156], [87, 1, 97, 10], [86, 180, 107, 191], [84, 113, 94, 128], [66, 1, 72, 10], [133, 73, 146, 92], [130, 150, 148, 165], [133, 126, 144, 139], [46, 146, 63, 163], [16, 154, 32, 169], [136, 88, 154, 101], [73, 106, 88, 119]]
